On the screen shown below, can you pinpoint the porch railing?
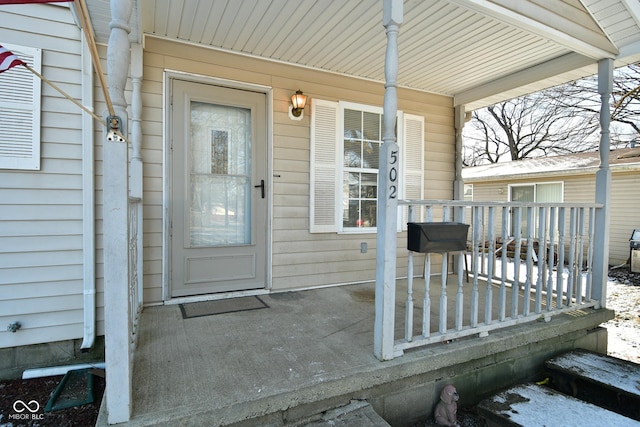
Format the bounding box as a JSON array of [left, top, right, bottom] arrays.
[[395, 200, 603, 355]]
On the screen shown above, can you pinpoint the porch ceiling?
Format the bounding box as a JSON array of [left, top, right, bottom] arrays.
[[87, 0, 640, 110]]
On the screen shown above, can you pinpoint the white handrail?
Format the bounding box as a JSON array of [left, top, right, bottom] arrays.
[[390, 200, 602, 356]]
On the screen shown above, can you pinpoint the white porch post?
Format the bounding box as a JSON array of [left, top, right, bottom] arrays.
[[453, 105, 465, 200], [375, 0, 402, 361], [104, 0, 133, 424], [131, 43, 144, 322], [592, 58, 613, 308]]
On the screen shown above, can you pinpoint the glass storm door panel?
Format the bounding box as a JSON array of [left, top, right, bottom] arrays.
[[171, 80, 267, 297]]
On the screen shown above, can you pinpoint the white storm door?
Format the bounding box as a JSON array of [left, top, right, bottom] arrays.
[[171, 80, 267, 297]]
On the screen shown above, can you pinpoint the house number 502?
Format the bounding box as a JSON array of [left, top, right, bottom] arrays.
[[389, 149, 398, 199]]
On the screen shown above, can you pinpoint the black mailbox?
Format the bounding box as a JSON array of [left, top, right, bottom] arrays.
[[407, 222, 469, 253]]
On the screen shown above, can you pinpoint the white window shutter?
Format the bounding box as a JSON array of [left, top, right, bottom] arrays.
[[0, 43, 41, 170], [402, 113, 424, 228], [310, 99, 340, 233]]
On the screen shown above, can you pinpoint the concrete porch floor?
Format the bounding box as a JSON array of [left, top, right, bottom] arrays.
[[98, 277, 613, 427]]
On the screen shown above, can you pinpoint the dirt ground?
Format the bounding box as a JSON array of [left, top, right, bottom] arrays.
[[0, 371, 104, 427], [1, 269, 638, 427]]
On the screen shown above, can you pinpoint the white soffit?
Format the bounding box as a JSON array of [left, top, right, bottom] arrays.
[[85, 0, 640, 110]]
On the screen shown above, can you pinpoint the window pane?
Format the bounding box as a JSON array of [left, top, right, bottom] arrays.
[[510, 186, 534, 237], [464, 184, 473, 201], [344, 139, 361, 167], [536, 183, 562, 202], [361, 200, 377, 227], [361, 173, 377, 198], [190, 175, 249, 246], [363, 111, 380, 141], [535, 183, 563, 240], [344, 109, 361, 137], [345, 172, 360, 198], [511, 186, 534, 202], [344, 200, 359, 228], [362, 141, 379, 169], [211, 130, 229, 174], [189, 101, 251, 246]]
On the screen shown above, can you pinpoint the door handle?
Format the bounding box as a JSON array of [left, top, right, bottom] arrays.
[[254, 179, 265, 198]]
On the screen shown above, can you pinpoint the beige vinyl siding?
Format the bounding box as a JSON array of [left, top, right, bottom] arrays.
[[561, 175, 595, 203], [0, 4, 87, 348], [471, 182, 509, 203], [610, 170, 640, 264], [142, 37, 455, 300]]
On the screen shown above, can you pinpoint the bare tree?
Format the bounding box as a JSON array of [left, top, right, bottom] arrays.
[[463, 64, 640, 166], [561, 63, 640, 142]]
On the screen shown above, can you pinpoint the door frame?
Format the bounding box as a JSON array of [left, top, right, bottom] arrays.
[[162, 71, 273, 302]]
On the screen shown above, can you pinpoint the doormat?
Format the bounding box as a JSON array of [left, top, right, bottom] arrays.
[[179, 296, 269, 319]]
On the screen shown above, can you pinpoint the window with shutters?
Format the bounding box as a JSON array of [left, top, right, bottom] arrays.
[[310, 99, 424, 234], [0, 43, 41, 170]]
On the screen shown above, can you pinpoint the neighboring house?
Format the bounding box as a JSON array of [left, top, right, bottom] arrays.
[[462, 148, 640, 265], [1, 0, 639, 425]]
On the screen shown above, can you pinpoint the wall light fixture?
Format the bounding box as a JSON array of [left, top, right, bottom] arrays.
[[289, 90, 307, 120]]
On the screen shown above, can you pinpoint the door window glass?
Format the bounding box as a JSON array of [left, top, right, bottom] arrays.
[[189, 101, 252, 246]]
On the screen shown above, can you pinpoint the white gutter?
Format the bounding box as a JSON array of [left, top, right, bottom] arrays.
[[463, 162, 640, 183], [80, 28, 96, 351]]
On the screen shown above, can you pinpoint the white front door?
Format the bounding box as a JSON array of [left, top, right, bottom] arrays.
[[170, 79, 268, 297]]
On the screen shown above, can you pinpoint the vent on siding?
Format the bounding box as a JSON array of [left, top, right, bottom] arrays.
[[0, 44, 41, 170]]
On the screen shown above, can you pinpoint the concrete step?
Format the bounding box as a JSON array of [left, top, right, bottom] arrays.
[[302, 401, 391, 427], [544, 349, 640, 420], [477, 383, 640, 427]]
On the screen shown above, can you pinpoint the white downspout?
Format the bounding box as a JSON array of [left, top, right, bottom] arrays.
[[79, 13, 96, 352], [23, 362, 105, 380], [453, 105, 465, 201]]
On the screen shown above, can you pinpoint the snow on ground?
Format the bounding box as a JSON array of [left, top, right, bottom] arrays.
[[485, 383, 639, 427], [602, 268, 640, 363]]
